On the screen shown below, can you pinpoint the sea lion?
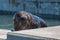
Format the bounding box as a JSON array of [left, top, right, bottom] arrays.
[[13, 11, 48, 31]]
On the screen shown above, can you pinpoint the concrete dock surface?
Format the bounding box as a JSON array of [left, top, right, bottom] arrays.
[[7, 26, 60, 40], [0, 29, 11, 40], [0, 26, 60, 40]]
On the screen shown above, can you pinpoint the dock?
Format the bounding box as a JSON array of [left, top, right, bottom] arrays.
[[0, 26, 60, 40], [0, 29, 11, 40]]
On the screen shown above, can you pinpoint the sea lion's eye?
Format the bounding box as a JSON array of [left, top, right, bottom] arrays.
[[17, 14, 20, 17]]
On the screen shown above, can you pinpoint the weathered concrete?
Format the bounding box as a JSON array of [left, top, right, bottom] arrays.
[[7, 26, 60, 40], [0, 29, 11, 40]]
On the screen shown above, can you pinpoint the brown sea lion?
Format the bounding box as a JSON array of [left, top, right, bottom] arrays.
[[13, 11, 48, 31]]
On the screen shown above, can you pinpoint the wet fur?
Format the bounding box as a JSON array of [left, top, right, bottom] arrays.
[[13, 11, 48, 31]]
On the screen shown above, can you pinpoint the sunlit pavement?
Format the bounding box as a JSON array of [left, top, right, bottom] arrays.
[[0, 29, 11, 40]]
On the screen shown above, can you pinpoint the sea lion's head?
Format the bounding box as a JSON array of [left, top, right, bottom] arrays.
[[13, 11, 32, 31]]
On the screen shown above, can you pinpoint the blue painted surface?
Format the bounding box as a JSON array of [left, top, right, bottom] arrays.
[[0, 0, 60, 15]]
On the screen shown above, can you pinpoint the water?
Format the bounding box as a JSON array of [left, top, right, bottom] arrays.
[[0, 15, 60, 30], [0, 15, 13, 30]]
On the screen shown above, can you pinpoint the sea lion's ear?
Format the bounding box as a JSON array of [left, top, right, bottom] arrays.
[[13, 13, 17, 20], [13, 13, 19, 23], [13, 14, 15, 20]]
